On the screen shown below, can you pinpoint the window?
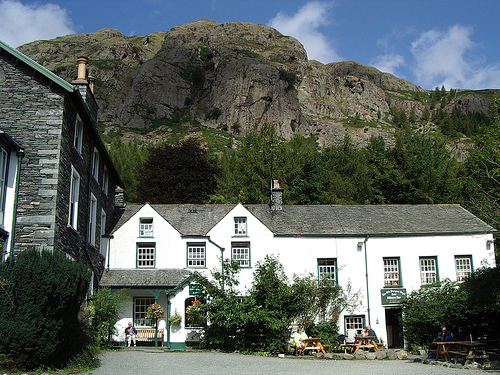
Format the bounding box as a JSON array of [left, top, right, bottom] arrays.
[[420, 257, 438, 285], [187, 243, 205, 267], [0, 147, 8, 225], [455, 256, 472, 281], [318, 258, 337, 282], [102, 167, 109, 196], [100, 210, 107, 257], [68, 167, 80, 229], [232, 242, 250, 267], [185, 297, 206, 327], [139, 218, 153, 237], [345, 315, 365, 335], [137, 243, 155, 268], [88, 194, 97, 246], [73, 115, 83, 154], [234, 217, 247, 236], [383, 258, 401, 286], [134, 297, 155, 326], [92, 148, 99, 181]]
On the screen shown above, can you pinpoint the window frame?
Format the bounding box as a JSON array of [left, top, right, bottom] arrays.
[[68, 166, 80, 229], [88, 193, 97, 246], [317, 258, 338, 283], [133, 297, 156, 327], [455, 255, 473, 281], [73, 114, 83, 155], [231, 242, 250, 267], [187, 243, 206, 268], [137, 242, 156, 268], [234, 217, 247, 236], [102, 167, 109, 196], [344, 315, 366, 336], [92, 148, 99, 182], [139, 217, 154, 237], [420, 256, 439, 285], [100, 209, 107, 258], [0, 147, 9, 225], [383, 257, 402, 287]]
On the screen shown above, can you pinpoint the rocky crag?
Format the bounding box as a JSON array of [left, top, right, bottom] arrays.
[[18, 19, 497, 148]]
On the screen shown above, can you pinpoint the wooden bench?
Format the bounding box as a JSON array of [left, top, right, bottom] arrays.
[[341, 342, 383, 353], [135, 328, 164, 347]]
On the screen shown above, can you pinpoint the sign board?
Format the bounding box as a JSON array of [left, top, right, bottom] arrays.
[[189, 283, 201, 296], [381, 288, 407, 305]]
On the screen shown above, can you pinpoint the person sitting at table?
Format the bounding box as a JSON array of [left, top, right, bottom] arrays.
[[346, 328, 356, 344], [457, 326, 469, 341], [435, 326, 454, 342], [365, 325, 380, 343], [293, 327, 308, 356]]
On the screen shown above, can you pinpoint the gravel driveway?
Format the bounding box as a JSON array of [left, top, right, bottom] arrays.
[[84, 349, 498, 375]]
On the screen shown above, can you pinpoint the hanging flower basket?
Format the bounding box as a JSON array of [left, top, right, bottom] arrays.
[[146, 303, 165, 322], [170, 309, 182, 325], [186, 300, 205, 326]]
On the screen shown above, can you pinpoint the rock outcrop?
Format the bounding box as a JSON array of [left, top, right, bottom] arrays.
[[17, 19, 496, 147]]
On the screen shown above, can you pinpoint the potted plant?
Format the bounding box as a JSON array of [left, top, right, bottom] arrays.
[[170, 309, 182, 325], [146, 303, 165, 347]]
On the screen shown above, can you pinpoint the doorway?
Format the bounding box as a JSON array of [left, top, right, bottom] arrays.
[[385, 307, 403, 348]]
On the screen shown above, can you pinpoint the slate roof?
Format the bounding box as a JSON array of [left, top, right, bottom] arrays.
[[100, 268, 192, 288], [112, 203, 495, 238], [111, 204, 236, 236]]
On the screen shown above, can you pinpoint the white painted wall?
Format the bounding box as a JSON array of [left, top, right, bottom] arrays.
[[107, 203, 496, 347]]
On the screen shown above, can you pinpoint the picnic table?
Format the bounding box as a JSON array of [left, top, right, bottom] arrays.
[[432, 341, 489, 363], [341, 336, 381, 353], [302, 338, 327, 354]]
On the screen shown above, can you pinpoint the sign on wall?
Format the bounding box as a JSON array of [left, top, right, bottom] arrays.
[[189, 283, 201, 296], [381, 288, 407, 305]]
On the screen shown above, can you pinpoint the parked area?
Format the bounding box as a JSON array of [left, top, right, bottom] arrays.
[[84, 350, 500, 375]]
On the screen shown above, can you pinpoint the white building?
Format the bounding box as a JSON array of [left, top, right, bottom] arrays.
[[101, 190, 496, 349]]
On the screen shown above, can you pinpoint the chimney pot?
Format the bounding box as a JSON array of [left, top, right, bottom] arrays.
[[76, 56, 88, 81]]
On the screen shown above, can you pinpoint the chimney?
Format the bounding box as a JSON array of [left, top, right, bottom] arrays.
[[88, 75, 95, 93], [270, 180, 283, 211], [114, 187, 127, 208], [72, 56, 99, 122], [74, 56, 88, 83]]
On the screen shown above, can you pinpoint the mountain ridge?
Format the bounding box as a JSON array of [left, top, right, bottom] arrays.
[[17, 19, 497, 149]]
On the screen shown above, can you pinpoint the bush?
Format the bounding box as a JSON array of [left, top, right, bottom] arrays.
[[0, 249, 91, 370], [88, 288, 125, 348]]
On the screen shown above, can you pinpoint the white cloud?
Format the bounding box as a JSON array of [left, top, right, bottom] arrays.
[[411, 24, 500, 89], [372, 54, 405, 76], [268, 1, 341, 63], [0, 0, 74, 47]]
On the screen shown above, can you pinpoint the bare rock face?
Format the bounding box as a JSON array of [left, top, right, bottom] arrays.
[[17, 19, 496, 147]]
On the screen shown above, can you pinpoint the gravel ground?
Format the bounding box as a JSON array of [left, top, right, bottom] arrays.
[[84, 349, 499, 375]]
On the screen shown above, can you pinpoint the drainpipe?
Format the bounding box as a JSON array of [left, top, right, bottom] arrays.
[[208, 238, 225, 291], [9, 149, 24, 258], [363, 236, 371, 326]]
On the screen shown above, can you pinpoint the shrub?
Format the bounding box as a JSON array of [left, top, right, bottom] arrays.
[[0, 249, 91, 370], [87, 288, 125, 348]]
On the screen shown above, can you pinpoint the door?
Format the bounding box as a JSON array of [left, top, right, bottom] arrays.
[[385, 307, 403, 348]]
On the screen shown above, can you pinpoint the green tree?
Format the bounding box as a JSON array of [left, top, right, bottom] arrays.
[[136, 139, 221, 204], [401, 280, 468, 348], [107, 139, 148, 202], [0, 250, 91, 370], [88, 288, 125, 348]]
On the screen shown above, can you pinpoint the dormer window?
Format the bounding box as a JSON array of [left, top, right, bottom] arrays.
[[139, 218, 153, 237], [234, 217, 247, 236]]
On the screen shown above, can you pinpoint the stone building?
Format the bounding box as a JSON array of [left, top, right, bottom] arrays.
[[0, 40, 123, 284]]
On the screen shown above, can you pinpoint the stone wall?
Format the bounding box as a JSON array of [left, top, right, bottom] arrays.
[[0, 52, 119, 279]]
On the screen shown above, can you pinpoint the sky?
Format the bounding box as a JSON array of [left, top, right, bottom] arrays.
[[0, 0, 499, 90]]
